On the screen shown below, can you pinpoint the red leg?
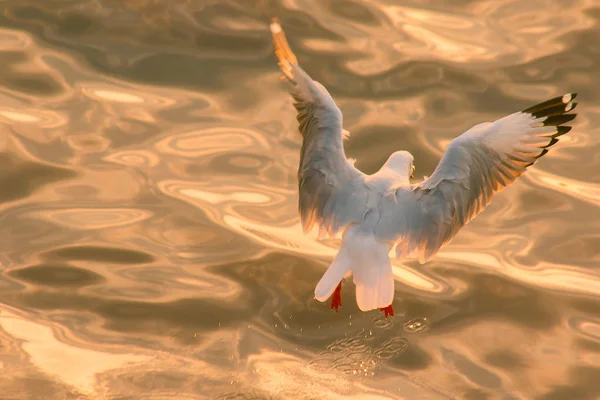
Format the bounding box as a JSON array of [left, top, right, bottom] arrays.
[[330, 282, 342, 312], [380, 305, 394, 318]]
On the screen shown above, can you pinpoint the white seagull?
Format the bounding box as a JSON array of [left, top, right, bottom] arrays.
[[270, 19, 578, 317]]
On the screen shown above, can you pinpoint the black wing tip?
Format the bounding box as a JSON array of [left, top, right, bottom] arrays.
[[542, 138, 559, 149], [534, 121, 575, 160], [531, 121, 575, 161], [525, 91, 578, 143], [543, 113, 577, 126], [522, 92, 578, 115], [535, 148, 549, 159], [552, 125, 572, 138], [522, 93, 579, 162]]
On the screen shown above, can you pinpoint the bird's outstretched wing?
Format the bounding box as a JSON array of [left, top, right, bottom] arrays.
[[375, 94, 578, 263], [271, 19, 370, 235]]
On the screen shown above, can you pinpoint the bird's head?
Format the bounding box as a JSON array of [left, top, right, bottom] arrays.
[[383, 151, 415, 179]]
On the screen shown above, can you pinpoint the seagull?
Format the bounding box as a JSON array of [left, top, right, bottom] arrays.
[[270, 19, 578, 317]]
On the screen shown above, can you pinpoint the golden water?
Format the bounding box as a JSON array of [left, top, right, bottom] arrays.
[[0, 1, 599, 399]]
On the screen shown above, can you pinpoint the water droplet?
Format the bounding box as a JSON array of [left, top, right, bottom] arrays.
[[403, 317, 430, 333]]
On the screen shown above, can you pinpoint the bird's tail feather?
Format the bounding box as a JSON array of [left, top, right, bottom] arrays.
[[314, 245, 352, 302], [315, 226, 395, 311], [352, 252, 394, 312]]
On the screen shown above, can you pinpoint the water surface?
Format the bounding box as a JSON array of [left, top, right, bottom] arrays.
[[0, 0, 599, 399]]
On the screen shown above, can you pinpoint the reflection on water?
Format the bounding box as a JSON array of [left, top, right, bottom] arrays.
[[0, 0, 598, 398]]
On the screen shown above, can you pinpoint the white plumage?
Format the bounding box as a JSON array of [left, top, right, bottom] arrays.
[[270, 19, 578, 315]]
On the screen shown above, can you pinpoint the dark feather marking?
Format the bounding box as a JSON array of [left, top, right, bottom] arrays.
[[552, 126, 572, 137], [522, 93, 577, 114], [543, 113, 577, 126], [531, 103, 572, 118], [535, 148, 549, 159], [542, 138, 559, 148]]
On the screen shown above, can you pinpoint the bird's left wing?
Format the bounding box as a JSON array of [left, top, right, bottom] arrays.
[[375, 94, 578, 263], [271, 19, 371, 235]]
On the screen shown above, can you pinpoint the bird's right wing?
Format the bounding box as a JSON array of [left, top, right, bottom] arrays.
[[375, 94, 578, 263], [271, 19, 370, 235]]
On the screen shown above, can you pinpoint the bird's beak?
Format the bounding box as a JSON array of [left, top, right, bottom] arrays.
[[410, 165, 415, 179]]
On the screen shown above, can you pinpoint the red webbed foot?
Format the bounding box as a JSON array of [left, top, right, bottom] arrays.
[[330, 282, 342, 312], [380, 305, 394, 318]]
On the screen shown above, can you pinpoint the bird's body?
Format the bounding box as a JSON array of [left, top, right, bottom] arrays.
[[270, 19, 578, 316]]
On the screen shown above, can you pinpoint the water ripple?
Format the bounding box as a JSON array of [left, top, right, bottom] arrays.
[[0, 0, 597, 398]]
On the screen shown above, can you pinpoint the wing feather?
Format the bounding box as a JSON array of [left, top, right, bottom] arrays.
[[375, 94, 578, 263], [271, 19, 368, 235]]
